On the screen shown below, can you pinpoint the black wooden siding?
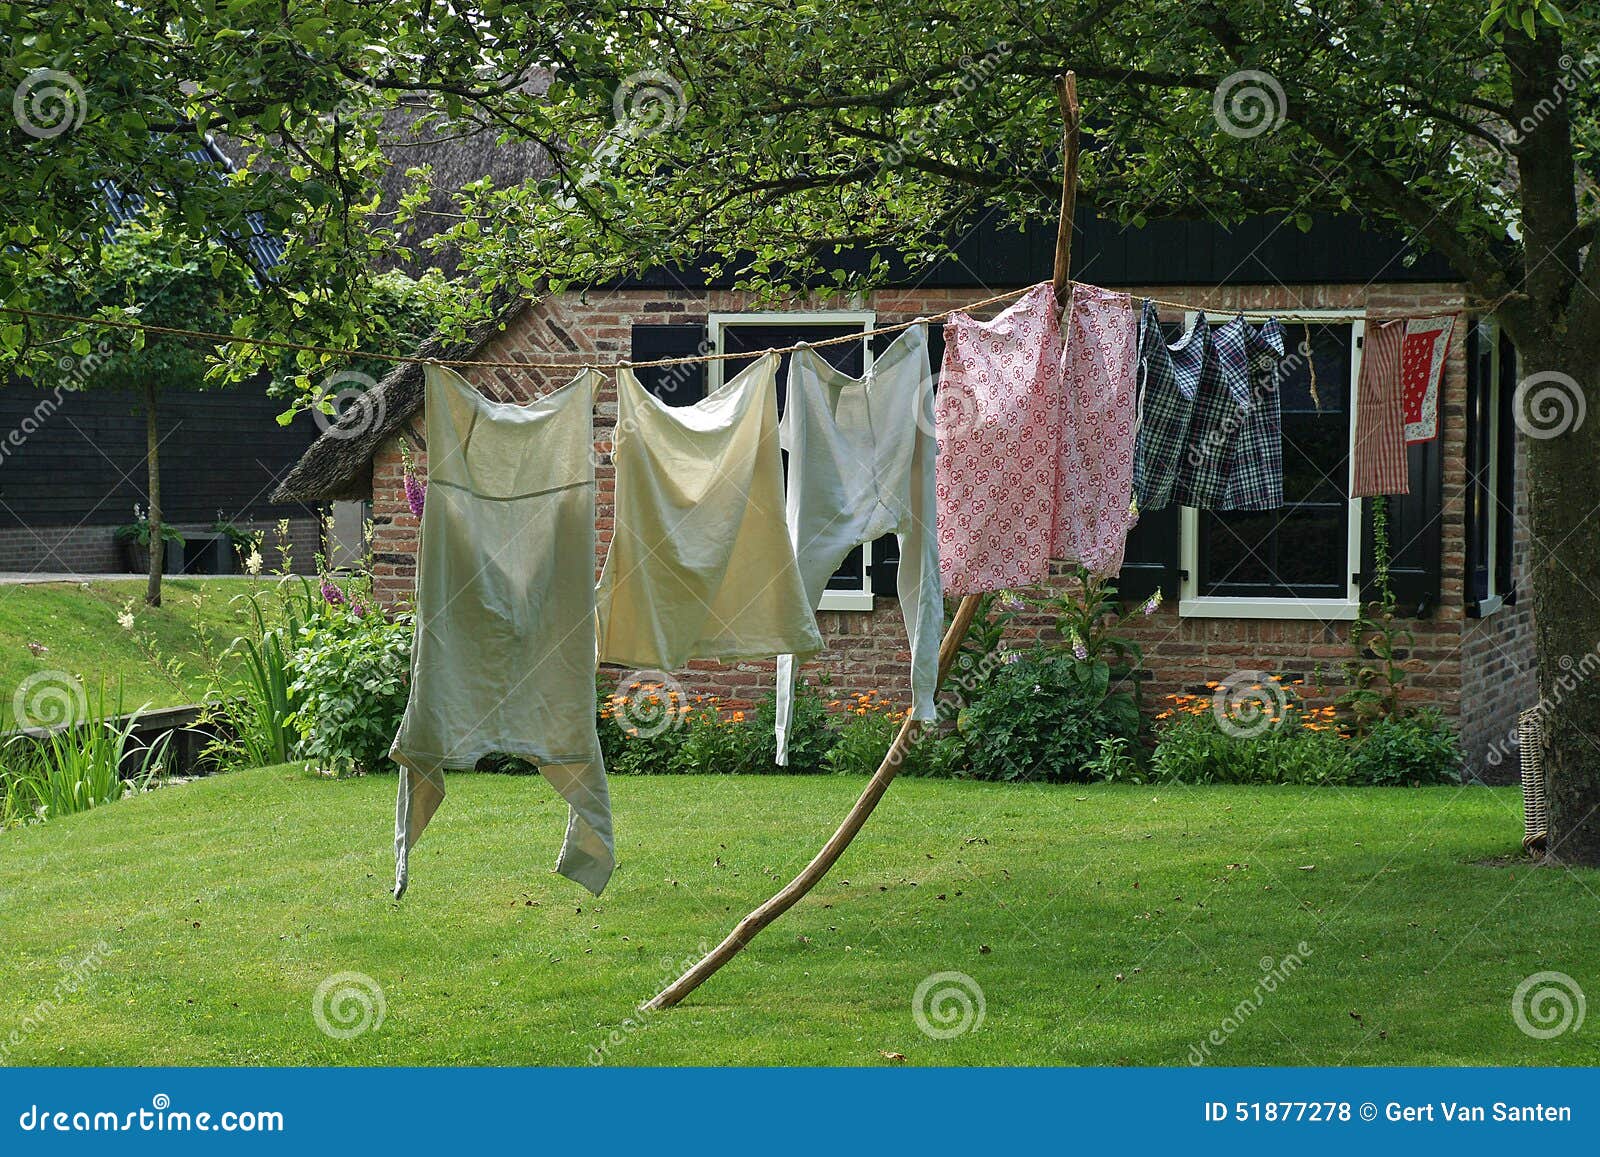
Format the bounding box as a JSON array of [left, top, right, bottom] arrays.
[[615, 210, 1457, 291], [0, 381, 320, 527]]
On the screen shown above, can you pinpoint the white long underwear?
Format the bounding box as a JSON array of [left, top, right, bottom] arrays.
[[773, 325, 941, 764]]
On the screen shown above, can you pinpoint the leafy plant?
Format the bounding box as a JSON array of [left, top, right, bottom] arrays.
[[824, 694, 905, 775], [1343, 710, 1463, 786], [0, 683, 168, 825], [287, 602, 413, 776], [211, 513, 263, 561], [113, 504, 186, 547], [1028, 567, 1144, 671], [944, 592, 1019, 710], [206, 577, 320, 770], [1085, 735, 1144, 784], [959, 651, 1140, 783], [1150, 688, 1461, 787], [668, 703, 767, 775], [757, 681, 843, 774], [1338, 498, 1414, 732]]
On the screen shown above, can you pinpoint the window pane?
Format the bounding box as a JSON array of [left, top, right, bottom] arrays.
[[720, 321, 871, 597], [1203, 513, 1278, 585], [1274, 509, 1345, 585], [1197, 322, 1353, 600], [1282, 415, 1347, 503]]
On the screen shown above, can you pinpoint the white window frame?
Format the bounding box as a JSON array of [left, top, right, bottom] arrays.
[[707, 308, 878, 612], [1178, 309, 1366, 622]]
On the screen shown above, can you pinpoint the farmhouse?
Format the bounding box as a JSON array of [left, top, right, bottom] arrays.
[[275, 212, 1535, 782]]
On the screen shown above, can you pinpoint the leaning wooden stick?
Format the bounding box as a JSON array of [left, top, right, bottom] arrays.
[[645, 593, 984, 1010], [645, 73, 1082, 1011]]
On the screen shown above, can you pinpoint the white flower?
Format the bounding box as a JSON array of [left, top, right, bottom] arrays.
[[117, 610, 135, 631], [244, 548, 264, 575]]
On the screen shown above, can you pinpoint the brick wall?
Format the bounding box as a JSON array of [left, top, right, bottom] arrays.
[[1458, 421, 1537, 785], [368, 282, 1529, 779], [0, 517, 320, 575]]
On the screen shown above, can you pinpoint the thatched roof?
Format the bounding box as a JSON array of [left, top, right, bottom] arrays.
[[272, 98, 554, 503], [373, 106, 554, 277], [270, 294, 527, 503]]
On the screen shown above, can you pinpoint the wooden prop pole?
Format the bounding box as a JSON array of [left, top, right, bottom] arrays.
[[1052, 71, 1080, 302], [644, 73, 1083, 1012]]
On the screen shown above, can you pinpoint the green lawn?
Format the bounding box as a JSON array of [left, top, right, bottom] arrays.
[[1, 768, 1596, 1066], [0, 577, 288, 726]]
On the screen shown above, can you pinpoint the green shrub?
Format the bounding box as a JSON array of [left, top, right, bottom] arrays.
[[1151, 708, 1347, 785], [1343, 709, 1462, 786], [207, 576, 320, 771], [668, 704, 768, 774], [1149, 691, 1462, 787], [900, 730, 970, 779], [1, 683, 168, 825], [824, 701, 901, 775], [287, 604, 413, 775], [959, 652, 1140, 783], [749, 680, 834, 773]]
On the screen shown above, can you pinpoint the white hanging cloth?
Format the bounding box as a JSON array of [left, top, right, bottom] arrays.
[[391, 365, 614, 899], [597, 353, 823, 669], [773, 325, 941, 764]]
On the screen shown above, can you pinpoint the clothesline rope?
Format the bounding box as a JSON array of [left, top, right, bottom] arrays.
[[0, 283, 1508, 375]]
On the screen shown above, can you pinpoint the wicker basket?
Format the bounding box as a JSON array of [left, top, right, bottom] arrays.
[[1519, 707, 1548, 855]]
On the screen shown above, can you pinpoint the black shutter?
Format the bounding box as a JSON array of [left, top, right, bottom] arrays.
[[630, 324, 708, 404], [1464, 321, 1492, 612], [870, 535, 900, 596], [1364, 441, 1442, 615], [1117, 504, 1181, 603], [1495, 330, 1518, 604]]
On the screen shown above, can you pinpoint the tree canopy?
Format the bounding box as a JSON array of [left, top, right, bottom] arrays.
[[4, 2, 1595, 387], [6, 0, 1600, 857]]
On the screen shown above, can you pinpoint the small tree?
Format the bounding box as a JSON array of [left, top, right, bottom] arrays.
[[38, 220, 252, 606]]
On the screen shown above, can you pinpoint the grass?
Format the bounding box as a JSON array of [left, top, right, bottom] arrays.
[[0, 578, 287, 726], [2, 767, 1597, 1066]]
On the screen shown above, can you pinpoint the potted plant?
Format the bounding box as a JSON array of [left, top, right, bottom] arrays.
[[113, 505, 185, 575], [208, 513, 262, 575]]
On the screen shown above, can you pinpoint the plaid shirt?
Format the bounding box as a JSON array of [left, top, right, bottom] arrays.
[[1172, 314, 1236, 509], [1133, 300, 1203, 511], [1216, 316, 1286, 512]]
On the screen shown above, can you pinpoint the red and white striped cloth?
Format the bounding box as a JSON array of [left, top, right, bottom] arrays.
[[1351, 318, 1408, 497]]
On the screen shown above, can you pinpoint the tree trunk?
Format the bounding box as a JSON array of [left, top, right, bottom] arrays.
[[143, 380, 164, 607], [1522, 347, 1600, 865]]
